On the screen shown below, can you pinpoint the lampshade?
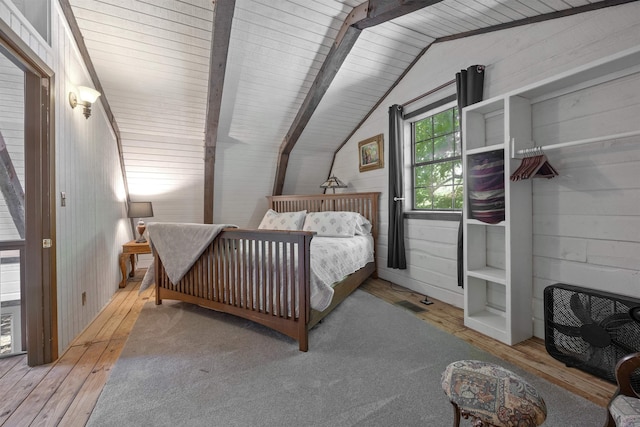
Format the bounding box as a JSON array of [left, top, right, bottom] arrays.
[[77, 85, 101, 103], [320, 176, 347, 193], [127, 201, 154, 218]]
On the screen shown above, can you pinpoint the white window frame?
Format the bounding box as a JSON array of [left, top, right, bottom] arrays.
[[403, 98, 461, 220]]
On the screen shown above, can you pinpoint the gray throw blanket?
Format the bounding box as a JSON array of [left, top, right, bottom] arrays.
[[140, 222, 237, 290]]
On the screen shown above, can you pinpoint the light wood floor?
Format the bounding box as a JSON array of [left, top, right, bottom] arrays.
[[0, 271, 615, 426]]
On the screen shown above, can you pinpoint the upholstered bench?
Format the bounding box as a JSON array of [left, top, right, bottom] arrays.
[[441, 360, 547, 427], [610, 395, 640, 426]]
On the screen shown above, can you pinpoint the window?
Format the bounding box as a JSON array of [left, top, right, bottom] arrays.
[[13, 0, 51, 43], [411, 106, 462, 211]]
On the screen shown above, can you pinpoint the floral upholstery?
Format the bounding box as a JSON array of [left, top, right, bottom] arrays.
[[610, 395, 640, 427], [441, 360, 547, 427]]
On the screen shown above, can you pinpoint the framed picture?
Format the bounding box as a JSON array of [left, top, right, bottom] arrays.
[[358, 134, 384, 172]]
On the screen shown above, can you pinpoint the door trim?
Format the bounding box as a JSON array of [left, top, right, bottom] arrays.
[[0, 20, 57, 366]]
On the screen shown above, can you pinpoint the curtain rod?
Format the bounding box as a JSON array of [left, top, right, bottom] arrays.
[[401, 78, 456, 107]]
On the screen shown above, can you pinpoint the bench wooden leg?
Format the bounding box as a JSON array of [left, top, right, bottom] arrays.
[[451, 401, 461, 427]]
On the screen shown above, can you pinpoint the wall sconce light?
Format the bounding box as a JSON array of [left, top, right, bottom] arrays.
[[320, 175, 347, 194], [69, 85, 101, 119]]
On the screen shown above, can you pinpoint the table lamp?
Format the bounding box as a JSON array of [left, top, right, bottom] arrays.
[[320, 175, 347, 193], [127, 202, 154, 243]]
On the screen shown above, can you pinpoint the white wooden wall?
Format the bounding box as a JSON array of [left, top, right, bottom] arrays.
[[0, 1, 131, 354], [331, 2, 640, 339], [52, 1, 131, 353]]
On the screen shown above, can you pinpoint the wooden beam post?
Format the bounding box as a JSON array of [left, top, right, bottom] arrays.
[[272, 0, 444, 196], [204, 0, 235, 224]]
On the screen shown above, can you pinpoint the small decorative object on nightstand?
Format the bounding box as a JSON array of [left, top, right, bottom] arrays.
[[128, 201, 153, 243]]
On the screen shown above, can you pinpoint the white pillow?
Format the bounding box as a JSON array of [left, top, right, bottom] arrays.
[[258, 209, 306, 230], [303, 211, 370, 237], [354, 214, 372, 235]]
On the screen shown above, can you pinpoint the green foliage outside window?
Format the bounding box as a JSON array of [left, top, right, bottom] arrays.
[[412, 107, 462, 210]]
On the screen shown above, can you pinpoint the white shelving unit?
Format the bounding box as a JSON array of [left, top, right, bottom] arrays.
[[462, 45, 640, 345]]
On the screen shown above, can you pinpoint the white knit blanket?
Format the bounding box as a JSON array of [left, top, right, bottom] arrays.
[[146, 222, 237, 284]]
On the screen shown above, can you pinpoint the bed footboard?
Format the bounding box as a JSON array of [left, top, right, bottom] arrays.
[[155, 228, 315, 351]]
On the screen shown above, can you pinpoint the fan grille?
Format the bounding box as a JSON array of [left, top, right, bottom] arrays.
[[544, 283, 640, 390]]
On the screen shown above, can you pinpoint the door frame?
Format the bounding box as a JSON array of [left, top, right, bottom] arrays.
[[0, 20, 57, 366]]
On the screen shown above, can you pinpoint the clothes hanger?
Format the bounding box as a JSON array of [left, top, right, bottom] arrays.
[[510, 153, 537, 181], [532, 155, 559, 179], [510, 155, 531, 181], [510, 147, 559, 181]]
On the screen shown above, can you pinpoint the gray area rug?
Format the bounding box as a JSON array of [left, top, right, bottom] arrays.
[[88, 290, 605, 426]]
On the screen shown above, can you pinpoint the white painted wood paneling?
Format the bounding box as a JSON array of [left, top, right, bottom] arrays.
[[51, 2, 130, 354], [283, 17, 435, 195], [69, 0, 211, 226], [61, 0, 616, 230], [331, 3, 640, 339]]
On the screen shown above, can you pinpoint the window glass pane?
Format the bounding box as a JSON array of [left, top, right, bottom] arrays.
[[12, 0, 51, 43], [415, 141, 431, 163], [414, 165, 433, 187], [434, 135, 454, 160], [433, 185, 455, 209], [432, 160, 453, 185], [414, 118, 432, 142], [433, 109, 453, 137], [414, 187, 432, 209], [454, 185, 463, 209]]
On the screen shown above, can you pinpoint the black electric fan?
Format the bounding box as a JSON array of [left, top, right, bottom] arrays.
[[544, 283, 640, 386]]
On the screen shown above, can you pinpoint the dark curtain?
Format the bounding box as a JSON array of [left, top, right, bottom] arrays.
[[456, 65, 485, 287], [387, 104, 406, 269]]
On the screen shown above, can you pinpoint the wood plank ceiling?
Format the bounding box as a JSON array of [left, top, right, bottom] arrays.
[[67, 0, 617, 226]]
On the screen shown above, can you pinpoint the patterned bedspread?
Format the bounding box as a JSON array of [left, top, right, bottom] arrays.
[[310, 235, 374, 311]]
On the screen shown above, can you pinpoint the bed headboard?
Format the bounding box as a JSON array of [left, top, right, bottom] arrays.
[[266, 192, 380, 239]]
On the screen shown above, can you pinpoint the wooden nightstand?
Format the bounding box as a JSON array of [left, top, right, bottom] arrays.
[[119, 240, 152, 288]]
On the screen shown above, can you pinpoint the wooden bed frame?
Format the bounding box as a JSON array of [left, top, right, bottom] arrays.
[[154, 192, 380, 351]]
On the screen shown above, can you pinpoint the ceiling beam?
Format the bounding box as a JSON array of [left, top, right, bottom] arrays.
[[272, 0, 443, 196], [204, 0, 235, 224]]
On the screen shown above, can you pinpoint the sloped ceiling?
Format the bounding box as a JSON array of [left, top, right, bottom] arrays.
[[66, 0, 618, 226]]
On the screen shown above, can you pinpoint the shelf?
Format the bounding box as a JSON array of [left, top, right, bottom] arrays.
[[467, 267, 506, 284], [466, 144, 504, 156], [516, 45, 640, 100], [464, 97, 504, 115], [467, 218, 505, 227], [465, 309, 506, 335], [462, 44, 640, 347]]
